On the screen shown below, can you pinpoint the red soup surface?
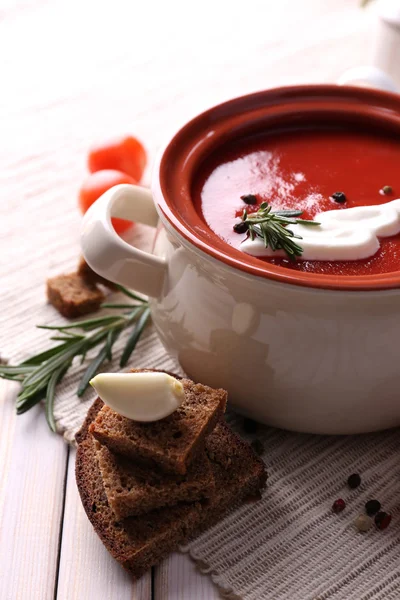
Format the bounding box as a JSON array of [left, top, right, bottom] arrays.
[[192, 128, 400, 276]]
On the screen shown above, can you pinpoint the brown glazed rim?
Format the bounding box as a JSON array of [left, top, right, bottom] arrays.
[[153, 85, 400, 291]]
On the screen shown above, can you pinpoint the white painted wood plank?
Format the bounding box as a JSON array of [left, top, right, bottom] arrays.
[[155, 553, 220, 600], [56, 447, 151, 600], [0, 380, 68, 600]]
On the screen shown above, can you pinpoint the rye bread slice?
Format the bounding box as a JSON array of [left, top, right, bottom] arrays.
[[76, 400, 267, 580], [89, 377, 227, 474], [94, 440, 215, 519], [47, 273, 105, 319]]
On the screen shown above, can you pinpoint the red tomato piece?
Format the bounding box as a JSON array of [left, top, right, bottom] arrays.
[[78, 169, 137, 234], [88, 135, 146, 182]]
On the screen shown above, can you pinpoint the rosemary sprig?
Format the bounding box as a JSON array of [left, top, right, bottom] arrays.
[[0, 285, 150, 431], [235, 201, 320, 261], [120, 306, 151, 368]]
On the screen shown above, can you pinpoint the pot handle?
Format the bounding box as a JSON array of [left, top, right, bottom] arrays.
[[81, 184, 167, 298], [337, 66, 398, 93]]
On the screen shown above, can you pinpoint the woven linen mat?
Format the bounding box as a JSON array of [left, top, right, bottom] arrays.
[[1, 224, 399, 600]]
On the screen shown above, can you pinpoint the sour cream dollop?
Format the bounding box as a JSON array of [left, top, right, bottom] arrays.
[[241, 199, 400, 261]]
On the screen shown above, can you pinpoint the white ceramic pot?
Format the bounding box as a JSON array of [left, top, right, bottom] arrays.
[[81, 85, 400, 434]]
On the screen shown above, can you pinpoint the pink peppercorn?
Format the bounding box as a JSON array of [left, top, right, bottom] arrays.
[[375, 512, 392, 530], [332, 499, 346, 514]]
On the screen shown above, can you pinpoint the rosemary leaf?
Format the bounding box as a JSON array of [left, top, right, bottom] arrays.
[[17, 376, 50, 403], [45, 391, 57, 431], [266, 228, 277, 251], [78, 328, 109, 365], [21, 342, 75, 366], [273, 209, 303, 217], [120, 306, 151, 368], [23, 340, 84, 387], [45, 363, 68, 432], [0, 365, 34, 374], [274, 217, 300, 225], [82, 328, 110, 347], [115, 284, 146, 303], [295, 218, 320, 226], [101, 303, 139, 309], [105, 328, 121, 361], [77, 343, 109, 397], [125, 306, 143, 322], [0, 373, 26, 381], [37, 315, 122, 332], [61, 330, 85, 337], [50, 335, 85, 342], [263, 227, 268, 248], [16, 389, 46, 414], [78, 317, 125, 331]]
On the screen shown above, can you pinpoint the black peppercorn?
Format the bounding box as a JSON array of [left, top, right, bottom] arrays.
[[365, 499, 381, 516], [347, 473, 361, 489], [240, 194, 257, 205], [331, 191, 346, 203], [382, 185, 392, 195], [233, 221, 249, 234]]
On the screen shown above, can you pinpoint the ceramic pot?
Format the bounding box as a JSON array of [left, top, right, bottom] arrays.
[[81, 85, 400, 434]]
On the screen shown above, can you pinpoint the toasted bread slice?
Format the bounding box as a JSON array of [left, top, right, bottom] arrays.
[[47, 273, 105, 319], [89, 377, 227, 474], [94, 440, 215, 519], [76, 401, 267, 580]]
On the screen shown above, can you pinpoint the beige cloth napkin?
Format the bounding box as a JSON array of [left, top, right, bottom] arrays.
[[2, 222, 399, 600]]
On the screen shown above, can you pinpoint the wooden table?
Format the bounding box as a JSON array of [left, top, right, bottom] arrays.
[[0, 1, 373, 597]]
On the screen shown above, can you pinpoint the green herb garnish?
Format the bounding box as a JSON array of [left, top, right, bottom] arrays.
[[233, 201, 320, 261], [0, 285, 150, 431]]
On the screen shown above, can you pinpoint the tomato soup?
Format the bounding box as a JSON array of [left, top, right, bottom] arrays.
[[192, 128, 400, 276]]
